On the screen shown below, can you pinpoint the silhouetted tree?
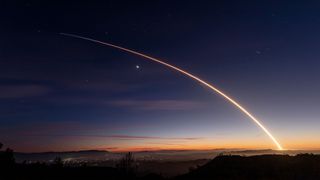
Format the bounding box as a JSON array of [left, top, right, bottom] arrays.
[[117, 152, 137, 175], [52, 157, 63, 168], [0, 143, 15, 173]]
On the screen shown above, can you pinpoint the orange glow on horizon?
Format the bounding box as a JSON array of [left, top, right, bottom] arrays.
[[12, 137, 320, 153]]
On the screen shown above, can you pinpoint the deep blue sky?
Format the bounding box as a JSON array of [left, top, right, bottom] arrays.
[[1, 0, 320, 152]]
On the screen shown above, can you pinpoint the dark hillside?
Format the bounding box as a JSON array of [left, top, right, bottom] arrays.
[[176, 154, 320, 179]]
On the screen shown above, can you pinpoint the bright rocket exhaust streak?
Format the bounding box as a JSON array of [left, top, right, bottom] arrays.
[[60, 33, 283, 150]]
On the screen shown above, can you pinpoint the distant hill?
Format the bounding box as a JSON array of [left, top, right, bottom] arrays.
[[176, 154, 320, 179], [14, 150, 112, 162], [14, 149, 225, 162], [14, 149, 320, 163], [224, 149, 320, 156]]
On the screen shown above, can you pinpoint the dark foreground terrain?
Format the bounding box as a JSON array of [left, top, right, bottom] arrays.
[[177, 154, 320, 179], [2, 149, 320, 180]]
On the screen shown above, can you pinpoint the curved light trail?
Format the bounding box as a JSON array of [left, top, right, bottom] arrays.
[[60, 33, 283, 150]]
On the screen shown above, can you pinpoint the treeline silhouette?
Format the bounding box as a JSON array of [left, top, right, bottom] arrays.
[[1, 142, 320, 179], [0, 142, 162, 180], [0, 143, 15, 168]]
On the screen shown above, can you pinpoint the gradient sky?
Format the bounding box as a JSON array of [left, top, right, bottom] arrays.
[[1, 0, 320, 152]]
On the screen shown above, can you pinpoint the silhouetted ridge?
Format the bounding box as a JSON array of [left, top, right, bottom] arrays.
[[177, 154, 320, 179]]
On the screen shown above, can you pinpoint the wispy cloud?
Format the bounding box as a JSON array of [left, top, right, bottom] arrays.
[[1, 121, 158, 139], [0, 84, 51, 98], [106, 99, 206, 110], [106, 135, 202, 140], [46, 97, 207, 111], [146, 142, 186, 146], [23, 133, 203, 141]]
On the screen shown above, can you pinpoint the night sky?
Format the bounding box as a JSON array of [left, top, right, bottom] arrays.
[[1, 0, 320, 152]]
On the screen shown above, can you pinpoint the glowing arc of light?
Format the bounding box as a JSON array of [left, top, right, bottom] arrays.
[[60, 33, 283, 150]]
